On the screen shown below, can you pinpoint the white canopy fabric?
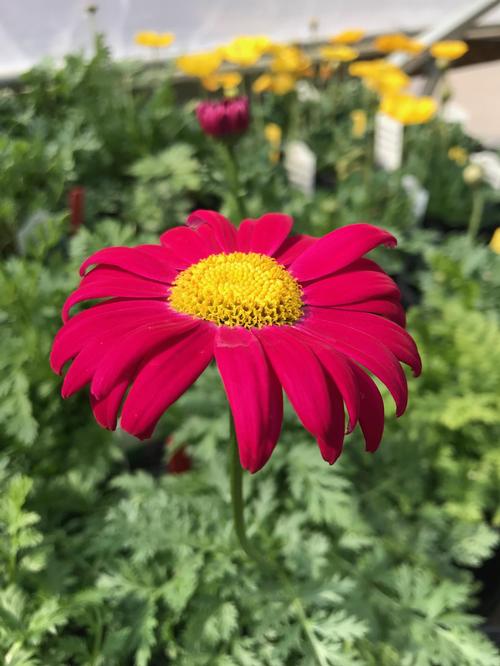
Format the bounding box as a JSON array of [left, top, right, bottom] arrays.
[[1, 0, 500, 78]]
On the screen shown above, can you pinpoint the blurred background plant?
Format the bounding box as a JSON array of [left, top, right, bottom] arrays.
[[0, 23, 500, 666]]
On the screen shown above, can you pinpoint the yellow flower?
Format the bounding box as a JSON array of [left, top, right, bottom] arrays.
[[380, 93, 437, 125], [252, 73, 272, 94], [430, 40, 468, 62], [202, 72, 242, 94], [366, 67, 410, 95], [155, 32, 175, 48], [222, 35, 271, 67], [271, 45, 311, 74], [135, 31, 159, 47], [330, 29, 365, 44], [265, 123, 282, 147], [134, 31, 175, 48], [176, 51, 222, 78], [320, 45, 358, 62], [349, 59, 409, 94], [489, 228, 500, 254], [265, 123, 282, 165], [448, 146, 468, 167], [252, 73, 295, 95], [351, 110, 367, 138], [374, 33, 424, 54], [271, 73, 296, 95]]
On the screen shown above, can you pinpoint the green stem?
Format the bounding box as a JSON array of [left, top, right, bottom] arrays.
[[467, 188, 485, 242], [219, 142, 247, 221], [229, 416, 260, 563], [228, 414, 325, 666]]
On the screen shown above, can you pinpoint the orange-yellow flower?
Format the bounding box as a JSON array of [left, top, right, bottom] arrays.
[[374, 33, 424, 54], [320, 45, 358, 62], [176, 51, 222, 78], [135, 31, 175, 48], [222, 35, 272, 66], [202, 72, 242, 94], [380, 93, 437, 125], [351, 110, 367, 138], [330, 29, 365, 44], [430, 40, 468, 62]]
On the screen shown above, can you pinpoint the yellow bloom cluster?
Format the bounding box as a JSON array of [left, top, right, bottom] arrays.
[[380, 93, 437, 125], [320, 45, 358, 63], [349, 59, 409, 95], [202, 72, 242, 94], [374, 33, 424, 54], [330, 29, 365, 45], [270, 45, 311, 74], [430, 40, 469, 62], [176, 51, 223, 78], [135, 31, 175, 48], [253, 73, 295, 95], [222, 35, 272, 67]]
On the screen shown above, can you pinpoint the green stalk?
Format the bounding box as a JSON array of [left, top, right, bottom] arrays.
[[467, 188, 486, 242], [228, 414, 326, 666], [219, 141, 247, 221]]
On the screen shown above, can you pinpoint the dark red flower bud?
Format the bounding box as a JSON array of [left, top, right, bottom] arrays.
[[165, 437, 192, 474], [196, 96, 250, 138], [68, 186, 85, 232]]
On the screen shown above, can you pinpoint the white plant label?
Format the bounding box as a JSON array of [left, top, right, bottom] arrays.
[[374, 112, 403, 172], [402, 175, 429, 221], [284, 140, 317, 195]]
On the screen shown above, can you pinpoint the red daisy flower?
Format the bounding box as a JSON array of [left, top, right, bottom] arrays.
[[50, 211, 421, 473]]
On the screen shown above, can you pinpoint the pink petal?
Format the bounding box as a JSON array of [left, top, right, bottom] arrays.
[[337, 299, 406, 327], [290, 223, 397, 282], [306, 339, 360, 433], [303, 270, 400, 307], [62, 268, 169, 322], [51, 301, 170, 373], [159, 226, 216, 269], [91, 314, 198, 399], [186, 210, 237, 251], [257, 327, 344, 464], [79, 245, 178, 283], [214, 327, 283, 473], [351, 364, 385, 452], [237, 213, 293, 256], [90, 378, 128, 430], [120, 324, 214, 439], [308, 309, 421, 376], [274, 234, 316, 266], [299, 315, 408, 416]]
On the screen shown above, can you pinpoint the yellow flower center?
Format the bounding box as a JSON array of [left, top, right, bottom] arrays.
[[169, 252, 303, 329]]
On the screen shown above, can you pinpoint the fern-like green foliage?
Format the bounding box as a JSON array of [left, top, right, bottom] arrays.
[[1, 35, 500, 666]]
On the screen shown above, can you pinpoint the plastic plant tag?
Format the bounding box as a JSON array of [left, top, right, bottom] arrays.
[[374, 112, 403, 172], [402, 175, 429, 221], [284, 140, 317, 195]]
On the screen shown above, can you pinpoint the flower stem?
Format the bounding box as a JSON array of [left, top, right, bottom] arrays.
[[219, 141, 247, 221], [228, 414, 326, 666], [229, 415, 260, 563], [467, 188, 485, 242]]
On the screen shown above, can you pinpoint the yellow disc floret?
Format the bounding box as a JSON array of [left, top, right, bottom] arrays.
[[169, 252, 303, 329]]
